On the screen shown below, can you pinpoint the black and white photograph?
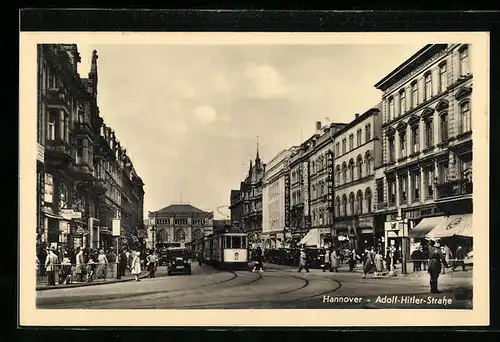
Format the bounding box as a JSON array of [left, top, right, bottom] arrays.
[[19, 32, 489, 326]]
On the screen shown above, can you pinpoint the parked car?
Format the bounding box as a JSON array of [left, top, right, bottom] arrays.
[[165, 247, 192, 275]]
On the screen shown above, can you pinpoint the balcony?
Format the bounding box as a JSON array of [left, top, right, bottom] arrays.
[[43, 88, 69, 113], [93, 179, 107, 196], [374, 202, 388, 211], [69, 163, 95, 182], [45, 139, 72, 166], [73, 121, 93, 137], [436, 179, 473, 201]]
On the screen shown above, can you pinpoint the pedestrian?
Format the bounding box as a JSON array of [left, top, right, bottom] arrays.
[[117, 249, 127, 279], [44, 247, 58, 286], [146, 249, 158, 278], [428, 251, 442, 293], [421, 243, 429, 271], [60, 252, 73, 284], [330, 248, 340, 272], [411, 247, 423, 272], [75, 247, 85, 282], [131, 251, 142, 282], [297, 248, 309, 273], [347, 248, 357, 272], [361, 247, 376, 279], [86, 258, 95, 282], [252, 246, 264, 272], [97, 250, 109, 281], [374, 248, 385, 277], [442, 243, 453, 274], [322, 249, 331, 272], [453, 245, 467, 272]]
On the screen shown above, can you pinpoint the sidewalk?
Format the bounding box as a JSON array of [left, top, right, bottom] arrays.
[[36, 270, 150, 291]]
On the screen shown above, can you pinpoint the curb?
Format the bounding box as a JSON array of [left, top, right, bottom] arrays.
[[36, 272, 149, 291]]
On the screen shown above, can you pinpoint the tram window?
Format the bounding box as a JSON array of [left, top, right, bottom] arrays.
[[242, 237, 247, 248], [225, 236, 231, 249], [232, 236, 242, 249]]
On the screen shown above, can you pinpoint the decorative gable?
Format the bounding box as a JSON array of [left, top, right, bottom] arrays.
[[408, 115, 420, 126], [455, 86, 472, 100], [421, 107, 435, 119], [435, 99, 449, 112], [396, 121, 408, 132], [385, 127, 396, 136]]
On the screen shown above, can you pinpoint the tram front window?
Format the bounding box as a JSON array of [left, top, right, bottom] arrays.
[[242, 236, 248, 248], [232, 236, 242, 249], [225, 236, 231, 249]]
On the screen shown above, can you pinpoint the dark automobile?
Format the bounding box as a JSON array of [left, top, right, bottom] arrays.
[[166, 247, 192, 275]]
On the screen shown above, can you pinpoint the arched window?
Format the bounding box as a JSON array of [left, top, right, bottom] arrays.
[[297, 190, 301, 203], [349, 159, 355, 182], [342, 162, 347, 183], [312, 210, 317, 225], [342, 195, 347, 217], [319, 208, 324, 225], [174, 229, 186, 242], [365, 151, 372, 175], [312, 184, 316, 199], [311, 161, 316, 174], [349, 192, 355, 216], [59, 181, 68, 209], [193, 229, 203, 240], [356, 155, 363, 179], [365, 188, 372, 213], [292, 171, 296, 183], [292, 192, 297, 206], [320, 180, 325, 196], [335, 165, 341, 185], [335, 196, 341, 217], [356, 190, 364, 214]]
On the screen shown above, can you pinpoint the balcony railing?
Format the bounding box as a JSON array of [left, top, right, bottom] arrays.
[[45, 139, 72, 162], [436, 179, 473, 199], [44, 88, 69, 110]]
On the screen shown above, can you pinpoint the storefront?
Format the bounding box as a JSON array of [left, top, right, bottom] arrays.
[[408, 215, 447, 252], [356, 215, 375, 251], [427, 214, 473, 254], [333, 218, 357, 250]]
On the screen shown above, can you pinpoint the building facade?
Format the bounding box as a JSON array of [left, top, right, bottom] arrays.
[[148, 204, 214, 248], [36, 44, 144, 251], [239, 148, 265, 247], [332, 107, 383, 251], [373, 44, 473, 254], [229, 189, 243, 229], [262, 147, 297, 249]]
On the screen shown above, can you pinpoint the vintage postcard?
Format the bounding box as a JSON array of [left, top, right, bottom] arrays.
[[19, 32, 489, 326]]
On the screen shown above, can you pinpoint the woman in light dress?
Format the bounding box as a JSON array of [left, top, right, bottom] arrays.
[[131, 251, 142, 282]]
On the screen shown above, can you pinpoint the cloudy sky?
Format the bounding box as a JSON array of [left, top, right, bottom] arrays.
[[75, 43, 421, 218]]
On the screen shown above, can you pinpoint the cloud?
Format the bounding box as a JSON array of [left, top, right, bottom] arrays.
[[243, 63, 288, 99], [213, 73, 231, 93], [193, 105, 217, 124]]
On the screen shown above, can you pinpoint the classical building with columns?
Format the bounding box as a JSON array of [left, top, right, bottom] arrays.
[[373, 44, 473, 254], [148, 204, 214, 248]]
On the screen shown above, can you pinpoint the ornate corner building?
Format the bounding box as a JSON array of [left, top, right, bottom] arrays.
[[36, 44, 145, 250]]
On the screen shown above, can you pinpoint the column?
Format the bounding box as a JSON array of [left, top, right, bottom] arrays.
[[395, 176, 400, 207], [59, 110, 65, 141], [420, 167, 425, 201], [407, 170, 412, 204]]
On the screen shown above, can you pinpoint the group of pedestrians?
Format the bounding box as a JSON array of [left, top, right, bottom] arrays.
[[37, 245, 145, 286]]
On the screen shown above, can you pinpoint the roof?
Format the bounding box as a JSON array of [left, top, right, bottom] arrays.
[[157, 204, 208, 214]]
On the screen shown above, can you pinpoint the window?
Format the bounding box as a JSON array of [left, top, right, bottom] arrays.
[[411, 170, 420, 202], [424, 167, 434, 198], [439, 161, 449, 183], [349, 134, 354, 151], [357, 157, 363, 179], [357, 129, 362, 146], [342, 195, 347, 216], [411, 124, 420, 153], [425, 73, 432, 100], [335, 143, 340, 157], [460, 46, 469, 76], [365, 124, 371, 142], [349, 193, 355, 216], [399, 90, 406, 115], [411, 81, 419, 108], [232, 236, 242, 249], [75, 139, 83, 164], [77, 104, 85, 123], [388, 97, 395, 121], [311, 161, 315, 175], [297, 190, 301, 203], [424, 119, 433, 149], [342, 139, 346, 154], [365, 188, 372, 213], [292, 192, 296, 206], [47, 110, 57, 141], [342, 163, 347, 183], [388, 135, 396, 163], [460, 101, 471, 133], [335, 197, 341, 217], [388, 178, 396, 205], [335, 165, 341, 186], [399, 174, 408, 205], [365, 152, 372, 175], [356, 191, 363, 214], [440, 112, 449, 141], [44, 173, 53, 203], [376, 179, 384, 204], [349, 160, 355, 182], [312, 184, 316, 199], [399, 131, 407, 158], [439, 63, 447, 92]]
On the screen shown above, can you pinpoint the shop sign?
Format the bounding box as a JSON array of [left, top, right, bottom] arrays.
[[404, 210, 421, 220], [37, 143, 45, 163], [100, 226, 109, 234], [112, 219, 121, 236], [326, 151, 334, 209], [60, 209, 82, 220], [284, 175, 290, 227], [358, 216, 374, 227]]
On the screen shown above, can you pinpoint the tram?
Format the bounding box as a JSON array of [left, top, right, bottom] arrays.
[[203, 230, 249, 270]]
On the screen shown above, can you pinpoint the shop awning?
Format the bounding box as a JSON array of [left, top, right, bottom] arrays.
[[409, 216, 447, 238], [299, 229, 320, 246], [43, 212, 64, 220], [427, 214, 473, 239]]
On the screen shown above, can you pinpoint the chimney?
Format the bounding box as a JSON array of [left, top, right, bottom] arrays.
[[316, 121, 322, 131], [355, 113, 360, 119]]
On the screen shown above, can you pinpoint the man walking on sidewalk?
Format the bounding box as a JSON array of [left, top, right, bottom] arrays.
[[428, 251, 442, 293], [45, 247, 59, 286], [297, 248, 309, 273]]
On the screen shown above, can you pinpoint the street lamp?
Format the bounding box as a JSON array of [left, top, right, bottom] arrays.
[[149, 212, 157, 250]]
